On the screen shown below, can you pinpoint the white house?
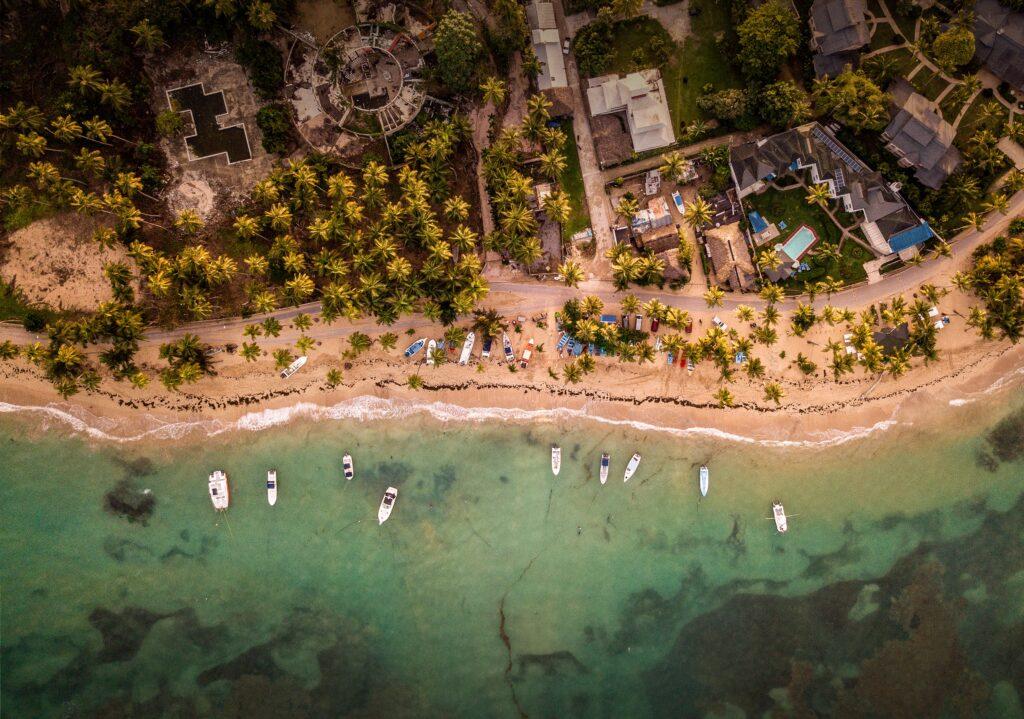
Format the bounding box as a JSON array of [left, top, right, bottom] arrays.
[[586, 70, 675, 153], [526, 1, 568, 90]]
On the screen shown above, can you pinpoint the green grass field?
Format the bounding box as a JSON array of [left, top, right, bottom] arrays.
[[602, 9, 744, 131], [556, 120, 591, 240]]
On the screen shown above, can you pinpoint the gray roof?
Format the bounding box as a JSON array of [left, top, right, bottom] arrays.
[[729, 122, 923, 242], [882, 79, 962, 189], [974, 0, 1024, 92], [809, 0, 869, 77]]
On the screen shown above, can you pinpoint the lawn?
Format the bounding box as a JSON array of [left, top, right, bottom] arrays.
[[0, 280, 56, 326], [939, 88, 970, 124], [602, 9, 744, 130], [869, 21, 897, 50], [879, 47, 919, 78], [742, 186, 872, 288], [556, 119, 591, 241], [955, 94, 1009, 146], [920, 72, 949, 102]]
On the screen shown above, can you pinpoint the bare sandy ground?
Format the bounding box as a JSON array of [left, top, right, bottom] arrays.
[[0, 214, 138, 311]]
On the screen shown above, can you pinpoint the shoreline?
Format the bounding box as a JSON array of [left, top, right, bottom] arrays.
[[2, 333, 1021, 446]]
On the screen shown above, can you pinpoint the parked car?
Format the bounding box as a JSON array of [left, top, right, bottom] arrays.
[[650, 318, 660, 333], [712, 316, 728, 331], [634, 314, 643, 331], [562, 38, 571, 54]]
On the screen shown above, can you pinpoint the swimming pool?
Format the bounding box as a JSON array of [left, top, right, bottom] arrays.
[[779, 224, 818, 260]]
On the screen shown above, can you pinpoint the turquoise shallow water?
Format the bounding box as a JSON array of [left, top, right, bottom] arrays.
[[2, 392, 1024, 718]]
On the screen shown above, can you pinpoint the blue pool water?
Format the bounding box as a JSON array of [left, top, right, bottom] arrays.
[[780, 225, 818, 260]]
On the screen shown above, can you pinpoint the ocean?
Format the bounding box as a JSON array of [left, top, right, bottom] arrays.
[[1, 387, 1023, 718]]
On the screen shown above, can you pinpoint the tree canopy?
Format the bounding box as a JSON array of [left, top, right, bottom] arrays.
[[814, 69, 890, 132], [435, 10, 485, 94], [736, 0, 801, 84]]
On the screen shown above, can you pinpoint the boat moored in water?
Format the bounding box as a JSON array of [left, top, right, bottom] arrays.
[[378, 487, 398, 524], [600, 453, 610, 485], [279, 356, 307, 379], [343, 454, 354, 481], [772, 501, 788, 533], [208, 470, 229, 510], [267, 470, 277, 506], [623, 453, 642, 482], [699, 465, 709, 497], [551, 445, 561, 475]]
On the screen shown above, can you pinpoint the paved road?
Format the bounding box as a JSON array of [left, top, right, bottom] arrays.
[[2, 193, 1019, 350]]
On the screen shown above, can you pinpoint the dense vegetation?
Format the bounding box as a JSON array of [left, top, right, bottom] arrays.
[[958, 220, 1024, 342]]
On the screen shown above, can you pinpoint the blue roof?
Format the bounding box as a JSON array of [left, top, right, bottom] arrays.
[[888, 222, 934, 253], [748, 211, 768, 234]]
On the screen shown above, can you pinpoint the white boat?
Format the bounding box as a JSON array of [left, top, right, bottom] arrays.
[[699, 465, 709, 497], [519, 339, 534, 368], [378, 486, 398, 524], [551, 445, 561, 475], [502, 333, 515, 364], [279, 355, 307, 379], [343, 454, 354, 481], [623, 453, 641, 482], [459, 332, 476, 365], [599, 453, 610, 485], [772, 501, 788, 533], [208, 470, 229, 510], [425, 339, 437, 365], [267, 470, 278, 506]]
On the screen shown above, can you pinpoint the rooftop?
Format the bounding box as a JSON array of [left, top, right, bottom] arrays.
[[527, 1, 568, 90], [808, 0, 869, 78], [587, 70, 675, 154], [974, 0, 1024, 92], [882, 79, 961, 190]]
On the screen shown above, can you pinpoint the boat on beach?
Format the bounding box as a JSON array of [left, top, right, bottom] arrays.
[[623, 453, 641, 482], [600, 453, 610, 485], [482, 337, 493, 359], [404, 338, 426, 358], [551, 445, 561, 475], [459, 332, 476, 365], [699, 466, 709, 497], [343, 454, 354, 481], [772, 501, 788, 533], [426, 339, 437, 365], [519, 339, 534, 368], [378, 486, 398, 524], [279, 356, 307, 379], [208, 470, 229, 510], [502, 333, 515, 364], [267, 470, 277, 506]]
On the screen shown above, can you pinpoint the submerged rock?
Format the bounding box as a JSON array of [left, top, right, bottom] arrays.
[[103, 479, 156, 524]]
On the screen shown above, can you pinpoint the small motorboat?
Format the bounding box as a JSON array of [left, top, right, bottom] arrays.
[[267, 470, 278, 506], [378, 486, 398, 524], [482, 337, 493, 359], [519, 339, 535, 369], [772, 501, 788, 533], [599, 453, 610, 485], [343, 454, 354, 481], [425, 339, 437, 365], [208, 470, 229, 510], [280, 355, 307, 379], [551, 445, 561, 475], [404, 338, 426, 358], [623, 453, 641, 482], [459, 332, 476, 365], [699, 465, 709, 497], [502, 333, 515, 364]]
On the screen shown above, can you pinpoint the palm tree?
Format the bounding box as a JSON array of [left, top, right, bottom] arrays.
[[763, 382, 785, 405], [296, 335, 315, 355], [539, 150, 567, 179], [745, 356, 766, 378], [130, 19, 164, 52], [563, 362, 583, 383], [759, 283, 784, 305], [98, 79, 131, 112], [714, 387, 735, 407], [961, 211, 986, 233], [558, 260, 585, 287], [758, 247, 783, 272], [735, 305, 754, 322], [614, 195, 640, 222], [659, 151, 691, 183], [620, 294, 640, 316], [704, 285, 725, 308], [241, 342, 261, 362], [886, 347, 912, 378], [480, 76, 508, 106], [542, 192, 571, 226], [814, 276, 843, 298], [642, 299, 668, 322], [636, 342, 656, 364], [805, 183, 832, 207], [983, 193, 1010, 215], [68, 64, 102, 93], [682, 196, 713, 229]]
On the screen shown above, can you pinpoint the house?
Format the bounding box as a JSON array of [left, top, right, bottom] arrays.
[[587, 70, 676, 153], [882, 80, 962, 190], [808, 0, 870, 78], [974, 0, 1024, 93], [729, 122, 934, 256], [527, 1, 568, 91], [704, 222, 756, 292], [872, 322, 911, 355]]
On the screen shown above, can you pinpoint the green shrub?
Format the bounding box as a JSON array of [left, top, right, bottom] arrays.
[[256, 103, 295, 155], [236, 38, 284, 100]]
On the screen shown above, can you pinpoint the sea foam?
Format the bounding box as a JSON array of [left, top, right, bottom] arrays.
[[1, 396, 898, 448]]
